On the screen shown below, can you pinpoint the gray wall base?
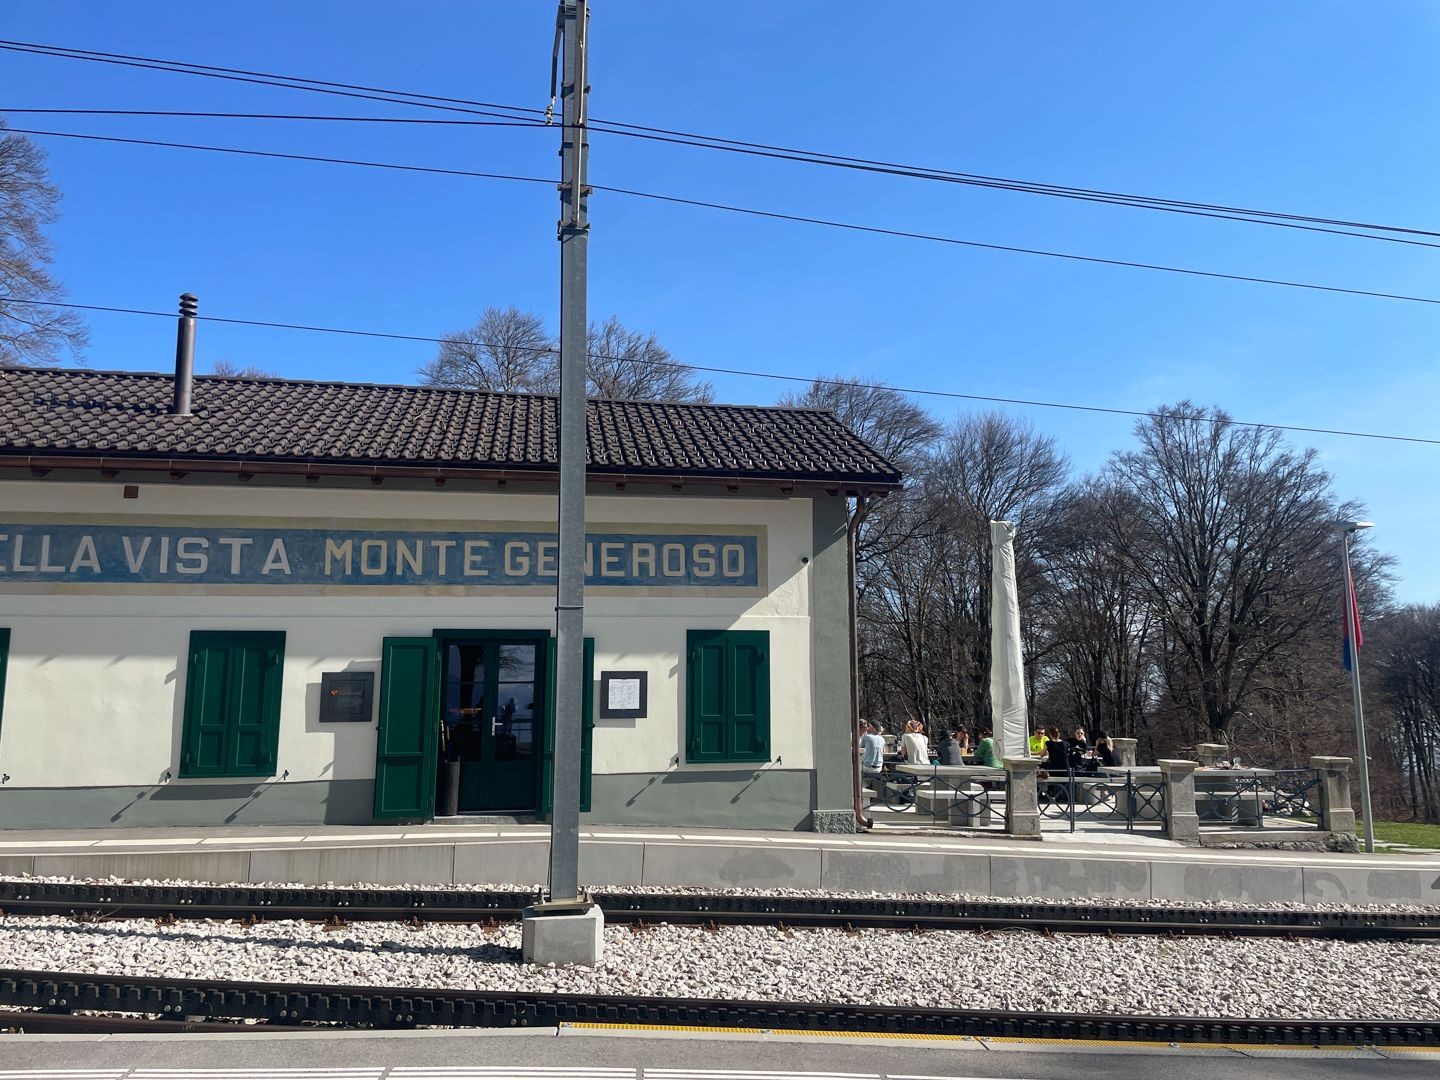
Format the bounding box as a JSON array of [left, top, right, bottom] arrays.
[[0, 769, 820, 833], [585, 768, 815, 831], [0, 780, 373, 830]]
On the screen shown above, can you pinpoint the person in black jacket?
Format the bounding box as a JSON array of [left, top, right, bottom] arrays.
[[1093, 730, 1120, 768], [1044, 726, 1070, 771]]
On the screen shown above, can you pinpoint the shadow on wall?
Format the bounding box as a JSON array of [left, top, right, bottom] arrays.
[[123, 655, 379, 826], [303, 659, 380, 781], [620, 765, 809, 830]]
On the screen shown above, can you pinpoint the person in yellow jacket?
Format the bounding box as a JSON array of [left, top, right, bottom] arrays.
[[1028, 726, 1048, 758]]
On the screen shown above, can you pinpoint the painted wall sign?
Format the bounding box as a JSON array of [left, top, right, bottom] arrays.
[[0, 522, 761, 589]]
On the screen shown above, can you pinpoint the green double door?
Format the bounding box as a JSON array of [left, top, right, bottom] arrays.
[[373, 632, 593, 821]]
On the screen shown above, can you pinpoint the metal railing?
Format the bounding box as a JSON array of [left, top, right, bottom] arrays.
[[870, 767, 1007, 830], [1037, 769, 1166, 833], [1195, 768, 1324, 830]]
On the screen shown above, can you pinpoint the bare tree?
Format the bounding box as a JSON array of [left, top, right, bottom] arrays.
[[0, 121, 88, 365], [777, 375, 942, 554], [585, 316, 712, 402], [420, 309, 710, 402], [210, 359, 279, 378], [419, 306, 555, 393], [1106, 403, 1342, 741], [1372, 605, 1440, 823], [857, 412, 1066, 736], [778, 375, 940, 473], [1039, 479, 1156, 746]]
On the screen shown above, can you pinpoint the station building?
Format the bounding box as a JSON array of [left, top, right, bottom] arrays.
[[0, 366, 899, 833]]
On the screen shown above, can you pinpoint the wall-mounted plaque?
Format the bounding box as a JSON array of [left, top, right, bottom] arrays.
[[319, 671, 375, 723], [599, 670, 647, 719]]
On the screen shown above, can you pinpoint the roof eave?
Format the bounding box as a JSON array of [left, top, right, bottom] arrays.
[[0, 452, 903, 496]]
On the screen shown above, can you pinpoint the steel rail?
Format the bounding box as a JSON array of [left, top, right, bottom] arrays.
[[0, 967, 1436, 1046], [0, 880, 1436, 940]]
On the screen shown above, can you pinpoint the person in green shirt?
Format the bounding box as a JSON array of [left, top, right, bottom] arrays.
[[1028, 727, 1048, 758], [974, 727, 1000, 768]]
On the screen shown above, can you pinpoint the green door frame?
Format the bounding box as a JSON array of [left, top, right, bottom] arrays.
[[434, 629, 551, 815]]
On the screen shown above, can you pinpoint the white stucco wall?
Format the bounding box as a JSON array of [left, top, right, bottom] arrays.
[[0, 479, 817, 791]]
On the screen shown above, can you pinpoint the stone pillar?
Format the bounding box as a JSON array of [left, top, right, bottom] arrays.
[[1159, 759, 1200, 845], [1311, 756, 1357, 837], [1110, 738, 1138, 767], [1003, 757, 1041, 838], [1195, 743, 1227, 767]]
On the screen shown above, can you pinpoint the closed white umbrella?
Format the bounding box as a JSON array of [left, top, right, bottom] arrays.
[[989, 520, 1029, 761]]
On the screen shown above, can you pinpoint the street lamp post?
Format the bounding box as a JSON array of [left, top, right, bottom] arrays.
[[1338, 519, 1375, 854]]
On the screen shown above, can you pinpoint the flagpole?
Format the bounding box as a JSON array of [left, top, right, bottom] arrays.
[[1340, 521, 1375, 854]]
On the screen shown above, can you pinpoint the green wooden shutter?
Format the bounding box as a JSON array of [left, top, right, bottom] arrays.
[[180, 631, 285, 779], [540, 636, 595, 817], [0, 628, 10, 760], [687, 629, 770, 763], [687, 631, 729, 761], [181, 636, 230, 776], [373, 637, 438, 820], [231, 637, 283, 774], [581, 636, 595, 813], [726, 631, 770, 760]]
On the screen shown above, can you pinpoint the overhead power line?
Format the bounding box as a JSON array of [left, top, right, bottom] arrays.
[[2, 294, 1436, 448], [12, 125, 1440, 311], [5, 38, 1440, 246], [4, 107, 1437, 250]]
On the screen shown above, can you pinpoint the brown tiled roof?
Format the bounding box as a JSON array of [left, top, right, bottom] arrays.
[[0, 367, 902, 489]]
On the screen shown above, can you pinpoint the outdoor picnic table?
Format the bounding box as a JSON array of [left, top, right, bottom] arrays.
[[895, 763, 1003, 779], [893, 763, 1006, 826]]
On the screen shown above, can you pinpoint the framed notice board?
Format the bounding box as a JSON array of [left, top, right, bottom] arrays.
[[319, 671, 375, 722], [599, 670, 647, 719]]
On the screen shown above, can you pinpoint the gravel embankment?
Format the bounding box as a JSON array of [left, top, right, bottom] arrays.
[[1, 914, 1436, 1021], [5, 874, 1439, 914]]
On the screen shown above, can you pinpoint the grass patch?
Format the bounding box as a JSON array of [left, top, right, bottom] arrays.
[[1360, 820, 1440, 849]]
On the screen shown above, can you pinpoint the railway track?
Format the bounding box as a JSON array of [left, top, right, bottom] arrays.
[[1, 967, 1437, 1046], [1, 879, 1436, 939]]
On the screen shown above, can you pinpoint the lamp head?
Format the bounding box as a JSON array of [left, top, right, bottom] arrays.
[[1336, 520, 1375, 532]]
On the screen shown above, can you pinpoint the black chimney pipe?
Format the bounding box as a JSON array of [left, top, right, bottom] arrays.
[[172, 292, 198, 416]]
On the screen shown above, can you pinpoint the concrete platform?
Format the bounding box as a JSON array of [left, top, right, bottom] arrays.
[[0, 821, 1436, 907]]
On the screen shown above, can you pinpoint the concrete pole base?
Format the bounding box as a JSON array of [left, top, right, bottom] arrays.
[[521, 903, 604, 967]]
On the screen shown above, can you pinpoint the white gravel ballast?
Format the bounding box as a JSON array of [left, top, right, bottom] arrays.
[[1, 914, 1436, 1022]]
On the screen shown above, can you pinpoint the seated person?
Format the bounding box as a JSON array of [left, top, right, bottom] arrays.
[[899, 719, 931, 765], [1044, 726, 1070, 772], [1067, 725, 1092, 771], [1028, 726, 1048, 758], [1093, 730, 1119, 768], [938, 728, 967, 765], [859, 720, 886, 793], [973, 727, 1000, 768]]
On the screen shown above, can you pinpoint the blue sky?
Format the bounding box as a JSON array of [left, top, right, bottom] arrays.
[[5, 3, 1439, 599]]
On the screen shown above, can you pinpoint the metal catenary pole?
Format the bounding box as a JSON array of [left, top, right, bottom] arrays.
[[1342, 530, 1376, 854], [548, 0, 590, 905]]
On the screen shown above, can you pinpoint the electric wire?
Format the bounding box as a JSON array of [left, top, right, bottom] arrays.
[[5, 108, 1436, 250], [3, 294, 1436, 448], [2, 127, 557, 187], [5, 38, 1439, 244], [11, 125, 1440, 310]]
